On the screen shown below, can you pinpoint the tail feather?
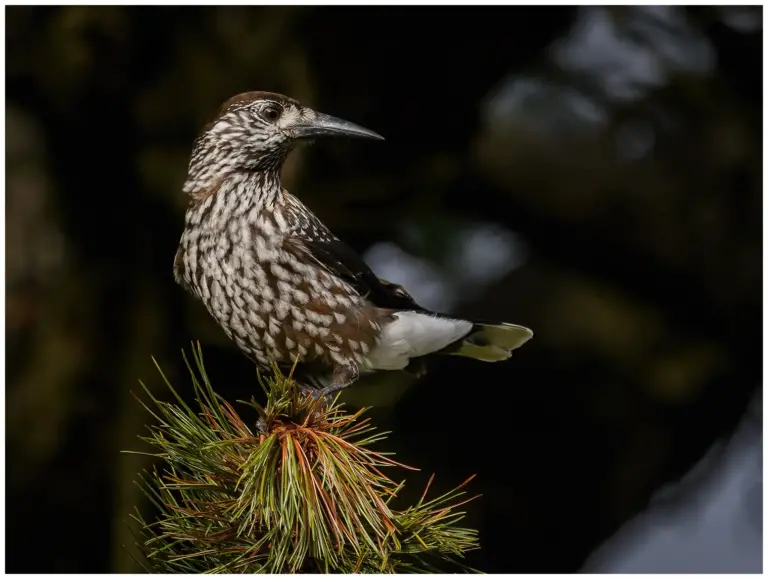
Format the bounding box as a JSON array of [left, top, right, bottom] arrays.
[[441, 321, 533, 362]]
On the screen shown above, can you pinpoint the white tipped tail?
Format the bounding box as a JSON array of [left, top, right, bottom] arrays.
[[445, 322, 533, 362], [363, 312, 532, 371]]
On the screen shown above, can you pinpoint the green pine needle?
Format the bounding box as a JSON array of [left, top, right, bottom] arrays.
[[128, 342, 481, 573]]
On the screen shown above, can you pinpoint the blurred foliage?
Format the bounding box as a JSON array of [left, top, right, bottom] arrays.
[[5, 5, 761, 573]]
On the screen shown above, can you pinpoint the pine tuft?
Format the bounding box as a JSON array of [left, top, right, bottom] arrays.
[[128, 343, 480, 573]]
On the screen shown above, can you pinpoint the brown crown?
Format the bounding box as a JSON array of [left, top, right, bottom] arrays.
[[214, 91, 301, 120]]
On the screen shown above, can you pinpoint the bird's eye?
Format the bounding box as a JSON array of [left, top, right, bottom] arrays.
[[262, 104, 282, 122]]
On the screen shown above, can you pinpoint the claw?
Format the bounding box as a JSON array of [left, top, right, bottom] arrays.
[[314, 382, 349, 400]]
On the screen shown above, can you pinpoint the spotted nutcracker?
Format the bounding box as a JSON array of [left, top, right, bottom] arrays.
[[173, 91, 533, 397]]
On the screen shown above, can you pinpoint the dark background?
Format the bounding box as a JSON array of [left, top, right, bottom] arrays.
[[5, 5, 762, 573]]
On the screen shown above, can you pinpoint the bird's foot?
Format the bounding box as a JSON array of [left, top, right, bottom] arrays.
[[296, 382, 316, 398], [311, 364, 357, 401], [312, 382, 349, 400]]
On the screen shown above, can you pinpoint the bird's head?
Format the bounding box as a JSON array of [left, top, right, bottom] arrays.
[[184, 91, 383, 194]]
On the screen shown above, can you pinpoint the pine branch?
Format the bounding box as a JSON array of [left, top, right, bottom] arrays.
[[127, 342, 481, 573]]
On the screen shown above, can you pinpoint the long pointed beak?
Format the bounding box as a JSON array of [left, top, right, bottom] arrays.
[[293, 111, 384, 141]]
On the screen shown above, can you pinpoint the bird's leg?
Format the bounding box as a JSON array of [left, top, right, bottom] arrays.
[[313, 365, 358, 400]]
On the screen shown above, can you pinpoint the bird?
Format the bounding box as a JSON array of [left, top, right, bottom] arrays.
[[173, 91, 533, 398]]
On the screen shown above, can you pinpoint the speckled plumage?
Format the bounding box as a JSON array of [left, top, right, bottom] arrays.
[[174, 91, 534, 394]]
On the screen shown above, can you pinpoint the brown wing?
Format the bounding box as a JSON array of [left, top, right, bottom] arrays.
[[286, 233, 430, 312]]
